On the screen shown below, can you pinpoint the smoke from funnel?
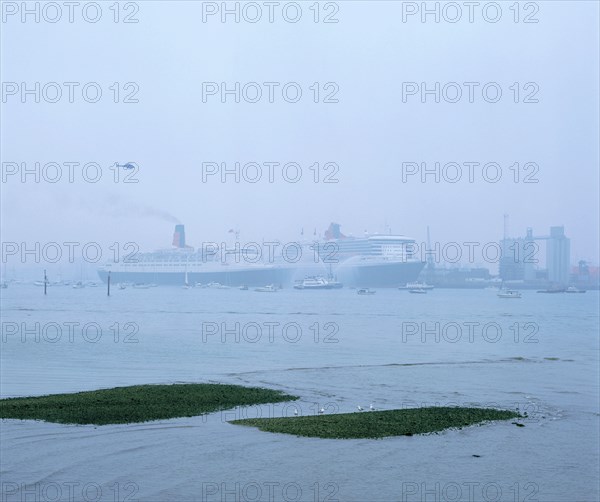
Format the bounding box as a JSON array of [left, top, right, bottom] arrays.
[[79, 194, 181, 224], [138, 206, 180, 223]]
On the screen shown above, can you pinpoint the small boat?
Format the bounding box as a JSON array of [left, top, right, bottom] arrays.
[[293, 276, 337, 290], [255, 284, 278, 292], [119, 283, 127, 290], [409, 288, 427, 294], [497, 289, 521, 298], [565, 286, 586, 293], [206, 281, 230, 289], [34, 280, 49, 287], [327, 279, 344, 289], [72, 281, 85, 289], [239, 285, 248, 290], [132, 283, 152, 289], [357, 288, 376, 295], [325, 265, 343, 289], [399, 281, 434, 290], [182, 271, 191, 289]]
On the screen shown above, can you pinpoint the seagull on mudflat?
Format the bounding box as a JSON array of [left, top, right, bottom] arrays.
[[319, 408, 325, 414], [357, 406, 364, 412], [369, 403, 375, 411], [294, 408, 299, 416]]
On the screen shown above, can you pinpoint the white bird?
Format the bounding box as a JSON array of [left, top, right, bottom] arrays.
[[319, 408, 325, 414], [369, 403, 375, 411], [357, 406, 364, 411], [294, 408, 299, 416]]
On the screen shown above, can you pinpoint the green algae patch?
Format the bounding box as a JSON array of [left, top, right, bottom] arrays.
[[231, 407, 521, 439], [0, 384, 298, 425]]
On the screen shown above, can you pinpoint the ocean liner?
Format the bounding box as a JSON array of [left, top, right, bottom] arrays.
[[97, 225, 296, 287], [314, 223, 425, 288], [97, 223, 425, 287]]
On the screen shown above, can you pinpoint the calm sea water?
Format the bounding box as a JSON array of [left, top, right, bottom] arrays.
[[1, 285, 598, 501]]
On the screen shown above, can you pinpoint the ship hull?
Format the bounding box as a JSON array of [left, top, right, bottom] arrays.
[[97, 267, 295, 287], [334, 260, 425, 288], [98, 261, 425, 288]]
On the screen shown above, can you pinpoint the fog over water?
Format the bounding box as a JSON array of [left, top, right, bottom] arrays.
[[1, 1, 599, 262], [1, 2, 599, 502]]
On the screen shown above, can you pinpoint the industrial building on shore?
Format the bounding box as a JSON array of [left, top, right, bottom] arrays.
[[420, 225, 598, 290]]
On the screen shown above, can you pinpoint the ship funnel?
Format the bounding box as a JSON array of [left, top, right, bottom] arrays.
[[324, 223, 346, 240], [172, 224, 186, 248]]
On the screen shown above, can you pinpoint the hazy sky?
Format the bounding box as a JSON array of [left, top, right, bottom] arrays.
[[2, 1, 599, 268]]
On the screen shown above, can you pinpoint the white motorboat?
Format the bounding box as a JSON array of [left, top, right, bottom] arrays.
[[255, 284, 278, 292], [132, 283, 152, 289], [399, 282, 434, 290], [293, 276, 338, 290], [357, 288, 376, 295], [497, 289, 522, 298], [206, 281, 230, 289]]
